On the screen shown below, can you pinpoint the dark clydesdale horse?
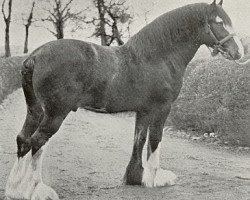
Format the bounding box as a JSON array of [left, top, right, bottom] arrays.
[[6, 1, 245, 199]]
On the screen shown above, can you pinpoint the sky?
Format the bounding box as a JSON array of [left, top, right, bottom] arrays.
[[0, 0, 250, 52]]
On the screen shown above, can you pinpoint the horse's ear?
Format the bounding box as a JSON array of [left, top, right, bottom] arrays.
[[211, 0, 216, 6], [218, 0, 223, 6]]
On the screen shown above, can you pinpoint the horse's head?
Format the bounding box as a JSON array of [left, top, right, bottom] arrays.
[[203, 0, 244, 60]]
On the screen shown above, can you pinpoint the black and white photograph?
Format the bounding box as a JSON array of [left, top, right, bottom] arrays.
[[0, 0, 249, 199]]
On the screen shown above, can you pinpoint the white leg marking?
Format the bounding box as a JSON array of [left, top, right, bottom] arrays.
[[142, 142, 177, 187], [154, 169, 177, 187], [5, 145, 59, 200], [5, 151, 33, 199], [225, 25, 245, 59], [142, 142, 161, 187], [31, 182, 59, 200]]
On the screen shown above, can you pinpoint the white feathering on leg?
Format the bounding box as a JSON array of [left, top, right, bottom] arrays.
[[142, 142, 177, 187], [31, 182, 59, 200], [5, 144, 59, 200], [142, 142, 161, 187], [154, 169, 177, 187]]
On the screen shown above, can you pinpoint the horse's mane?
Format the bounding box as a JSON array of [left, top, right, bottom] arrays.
[[125, 3, 211, 59]]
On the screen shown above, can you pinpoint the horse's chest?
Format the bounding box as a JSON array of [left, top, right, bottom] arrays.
[[147, 65, 184, 103]]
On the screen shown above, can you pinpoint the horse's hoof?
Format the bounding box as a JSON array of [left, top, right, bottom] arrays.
[[142, 168, 177, 187], [154, 169, 177, 187], [31, 183, 59, 200], [123, 164, 144, 185]]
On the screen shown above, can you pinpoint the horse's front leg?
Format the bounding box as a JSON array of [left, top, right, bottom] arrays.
[[123, 111, 151, 185], [143, 105, 177, 187]]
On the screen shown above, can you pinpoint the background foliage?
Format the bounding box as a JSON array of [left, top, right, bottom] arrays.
[[168, 57, 250, 146], [0, 56, 26, 103]]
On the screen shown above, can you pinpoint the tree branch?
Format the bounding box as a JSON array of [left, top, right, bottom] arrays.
[[62, 0, 74, 14], [1, 0, 7, 21], [25, 1, 35, 27], [7, 0, 12, 21]]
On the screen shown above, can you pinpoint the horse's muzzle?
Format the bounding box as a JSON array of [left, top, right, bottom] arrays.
[[232, 51, 242, 60]]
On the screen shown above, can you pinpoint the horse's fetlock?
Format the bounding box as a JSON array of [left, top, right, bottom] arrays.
[[17, 134, 31, 158]]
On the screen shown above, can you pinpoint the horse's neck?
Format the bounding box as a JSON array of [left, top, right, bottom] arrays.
[[125, 37, 200, 70], [167, 42, 200, 68], [125, 5, 206, 68]]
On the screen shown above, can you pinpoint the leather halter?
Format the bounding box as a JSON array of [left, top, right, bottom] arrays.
[[207, 24, 236, 57]]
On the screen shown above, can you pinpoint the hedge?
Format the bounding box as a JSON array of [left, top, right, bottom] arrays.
[[0, 56, 27, 103], [168, 57, 250, 146]]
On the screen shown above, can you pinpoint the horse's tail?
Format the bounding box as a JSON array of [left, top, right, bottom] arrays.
[[22, 56, 38, 107], [21, 56, 44, 118]]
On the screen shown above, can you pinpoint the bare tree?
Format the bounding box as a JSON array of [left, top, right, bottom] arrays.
[[84, 0, 133, 46], [141, 2, 156, 25], [41, 0, 85, 40], [1, 0, 13, 57], [23, 1, 35, 53], [104, 1, 131, 45], [96, 0, 108, 45]]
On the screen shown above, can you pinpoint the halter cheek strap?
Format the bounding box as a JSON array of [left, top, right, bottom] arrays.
[[207, 24, 236, 57]]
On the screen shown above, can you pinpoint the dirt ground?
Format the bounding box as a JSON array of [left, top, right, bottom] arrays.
[[0, 89, 250, 200]]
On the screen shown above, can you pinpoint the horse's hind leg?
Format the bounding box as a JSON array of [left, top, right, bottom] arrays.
[[123, 111, 150, 185], [17, 60, 44, 158], [6, 104, 69, 200], [17, 103, 43, 158], [31, 107, 70, 155], [27, 108, 69, 199], [143, 105, 177, 187]]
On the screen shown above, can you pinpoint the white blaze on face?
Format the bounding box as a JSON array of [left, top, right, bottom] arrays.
[[216, 16, 223, 23], [225, 25, 244, 59], [221, 20, 245, 59]]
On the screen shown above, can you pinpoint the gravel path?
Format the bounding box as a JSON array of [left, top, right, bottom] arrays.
[[0, 89, 249, 200]]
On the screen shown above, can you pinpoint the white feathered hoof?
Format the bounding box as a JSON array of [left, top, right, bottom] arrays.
[[142, 167, 177, 187], [31, 183, 59, 200], [154, 169, 177, 187], [5, 152, 36, 200]]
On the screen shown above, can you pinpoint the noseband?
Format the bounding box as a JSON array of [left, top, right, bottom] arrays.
[[207, 24, 236, 57]]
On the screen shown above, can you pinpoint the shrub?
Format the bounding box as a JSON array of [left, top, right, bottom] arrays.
[[0, 56, 27, 103], [168, 57, 250, 146]]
